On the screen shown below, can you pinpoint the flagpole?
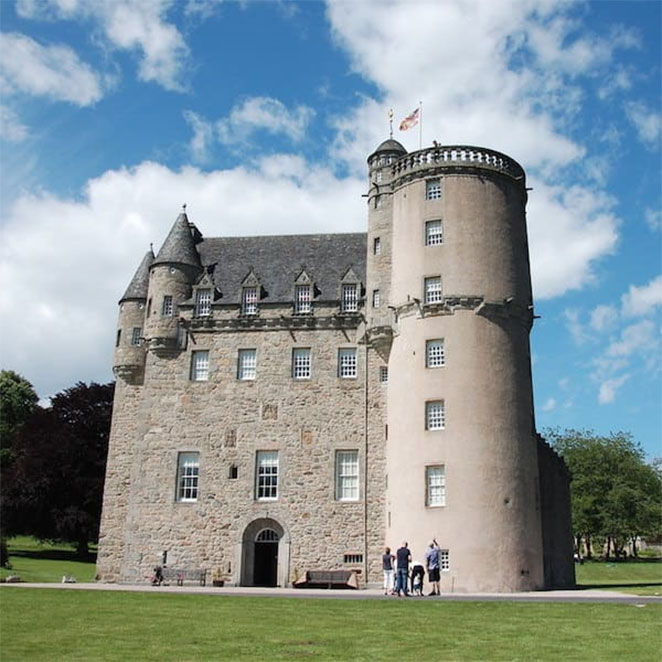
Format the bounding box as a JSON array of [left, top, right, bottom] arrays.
[[419, 100, 423, 150]]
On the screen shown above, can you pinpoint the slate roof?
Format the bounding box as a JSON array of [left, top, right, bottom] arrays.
[[371, 138, 407, 157], [197, 233, 367, 304], [120, 249, 154, 302], [153, 212, 202, 270]]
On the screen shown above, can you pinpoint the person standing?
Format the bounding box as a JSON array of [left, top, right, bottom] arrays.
[[382, 547, 395, 595], [395, 541, 411, 596], [425, 539, 441, 595]]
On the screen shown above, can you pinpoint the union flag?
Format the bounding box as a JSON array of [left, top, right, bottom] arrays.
[[399, 107, 420, 131]]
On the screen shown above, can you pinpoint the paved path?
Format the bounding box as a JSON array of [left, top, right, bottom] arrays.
[[2, 582, 660, 604]]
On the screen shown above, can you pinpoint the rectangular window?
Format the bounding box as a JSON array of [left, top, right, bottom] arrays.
[[294, 285, 312, 314], [237, 349, 256, 380], [424, 276, 442, 304], [177, 452, 199, 502], [426, 400, 445, 430], [426, 465, 446, 507], [372, 289, 381, 308], [115, 329, 121, 347], [425, 220, 443, 246], [344, 554, 363, 564], [292, 348, 311, 379], [195, 289, 212, 317], [131, 327, 141, 346], [426, 178, 442, 200], [373, 237, 381, 255], [338, 348, 357, 378], [336, 450, 359, 501], [440, 549, 450, 571], [190, 350, 209, 381], [341, 283, 359, 313], [242, 287, 258, 315], [162, 295, 174, 317], [256, 451, 278, 500], [426, 339, 445, 368], [379, 366, 388, 384]]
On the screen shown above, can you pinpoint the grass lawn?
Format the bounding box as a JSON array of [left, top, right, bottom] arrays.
[[0, 536, 97, 583], [1, 588, 661, 662], [575, 559, 662, 596]]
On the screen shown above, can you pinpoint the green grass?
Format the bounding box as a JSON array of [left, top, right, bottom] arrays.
[[1, 588, 660, 662], [576, 559, 662, 596], [0, 536, 97, 583]]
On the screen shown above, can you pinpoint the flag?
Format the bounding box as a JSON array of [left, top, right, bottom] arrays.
[[399, 107, 419, 131]]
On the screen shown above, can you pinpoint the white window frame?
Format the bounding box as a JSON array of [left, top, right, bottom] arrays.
[[190, 350, 209, 381], [424, 276, 442, 304], [255, 451, 278, 501], [292, 348, 311, 380], [425, 220, 443, 246], [341, 283, 359, 313], [237, 349, 257, 380], [440, 549, 450, 571], [242, 286, 258, 315], [195, 289, 212, 317], [426, 339, 445, 368], [177, 452, 200, 502], [131, 327, 141, 346], [336, 450, 359, 501], [372, 289, 381, 308], [379, 366, 388, 384], [294, 285, 312, 314], [338, 348, 357, 379], [426, 400, 445, 430], [426, 465, 446, 507], [426, 178, 442, 200], [162, 295, 174, 317]]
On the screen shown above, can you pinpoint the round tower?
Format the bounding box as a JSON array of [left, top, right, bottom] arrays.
[[368, 144, 544, 592], [113, 249, 153, 384], [145, 210, 202, 356]]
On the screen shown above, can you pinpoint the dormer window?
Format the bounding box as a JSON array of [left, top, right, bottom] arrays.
[[341, 283, 359, 313], [294, 285, 312, 314], [195, 289, 212, 316], [242, 287, 258, 315]]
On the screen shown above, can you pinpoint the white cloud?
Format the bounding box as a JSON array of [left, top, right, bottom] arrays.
[[0, 32, 104, 106], [0, 105, 28, 142], [625, 101, 662, 150], [598, 374, 630, 404], [590, 304, 618, 332], [16, 0, 189, 91], [621, 276, 662, 317], [563, 308, 587, 345], [645, 208, 662, 232], [183, 110, 214, 163], [0, 159, 364, 397], [542, 397, 556, 412], [607, 319, 657, 357]]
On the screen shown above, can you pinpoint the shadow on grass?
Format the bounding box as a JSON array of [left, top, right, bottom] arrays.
[[9, 549, 97, 563]]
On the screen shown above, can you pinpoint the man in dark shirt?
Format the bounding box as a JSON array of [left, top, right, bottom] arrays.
[[395, 541, 411, 596]]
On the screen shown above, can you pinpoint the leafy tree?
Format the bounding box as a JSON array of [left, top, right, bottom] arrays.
[[1, 381, 114, 556], [546, 429, 662, 559], [0, 370, 38, 461]]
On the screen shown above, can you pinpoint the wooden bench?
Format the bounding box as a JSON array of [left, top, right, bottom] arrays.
[[162, 568, 207, 586], [293, 570, 358, 590]]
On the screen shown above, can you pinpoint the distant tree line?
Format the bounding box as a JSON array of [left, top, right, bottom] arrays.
[[0, 370, 114, 558], [547, 428, 662, 560]]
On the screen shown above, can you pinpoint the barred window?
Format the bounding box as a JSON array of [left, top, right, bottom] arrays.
[[344, 554, 363, 564], [336, 450, 359, 501], [292, 348, 311, 379], [440, 549, 450, 571], [341, 284, 359, 313], [162, 295, 174, 316], [379, 366, 388, 384], [190, 350, 209, 381], [237, 349, 256, 380], [195, 289, 212, 317], [424, 277, 442, 304], [131, 327, 142, 346], [372, 289, 381, 308], [338, 348, 357, 378], [426, 400, 445, 430], [177, 452, 199, 502], [426, 339, 445, 368], [425, 220, 443, 246], [256, 451, 278, 501], [426, 465, 446, 507], [294, 285, 312, 314], [242, 287, 258, 315], [426, 178, 442, 200]]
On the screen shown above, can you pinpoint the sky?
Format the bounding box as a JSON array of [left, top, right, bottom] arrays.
[[0, 0, 660, 458]]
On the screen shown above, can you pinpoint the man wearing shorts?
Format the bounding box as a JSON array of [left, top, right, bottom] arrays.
[[425, 539, 441, 595]]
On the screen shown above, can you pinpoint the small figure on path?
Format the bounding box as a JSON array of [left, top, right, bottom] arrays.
[[395, 541, 411, 596], [425, 539, 441, 596], [382, 547, 395, 595], [411, 560, 425, 596]]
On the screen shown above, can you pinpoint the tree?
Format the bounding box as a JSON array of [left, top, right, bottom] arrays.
[[546, 428, 662, 559], [0, 370, 38, 462], [1, 381, 114, 556]]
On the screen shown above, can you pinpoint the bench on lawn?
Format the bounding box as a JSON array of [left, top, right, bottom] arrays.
[[162, 567, 208, 586], [293, 570, 359, 590]]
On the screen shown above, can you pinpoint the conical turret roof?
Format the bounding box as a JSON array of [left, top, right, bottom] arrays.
[[370, 138, 407, 158], [120, 248, 154, 302], [152, 212, 202, 270]]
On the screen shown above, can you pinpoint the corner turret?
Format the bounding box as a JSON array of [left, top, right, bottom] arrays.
[[113, 248, 154, 384]]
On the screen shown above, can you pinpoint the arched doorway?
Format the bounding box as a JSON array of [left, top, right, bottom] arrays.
[[253, 528, 279, 587]]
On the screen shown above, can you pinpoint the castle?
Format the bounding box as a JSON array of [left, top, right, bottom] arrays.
[[97, 139, 575, 592]]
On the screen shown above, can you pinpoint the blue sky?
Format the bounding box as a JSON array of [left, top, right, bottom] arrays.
[[0, 0, 660, 458]]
